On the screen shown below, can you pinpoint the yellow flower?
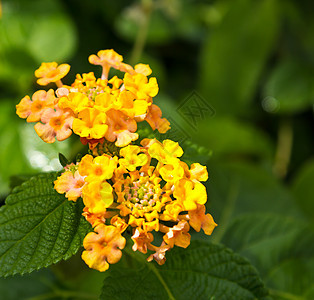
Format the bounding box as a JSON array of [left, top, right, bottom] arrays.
[[146, 139, 183, 165], [159, 163, 184, 182], [124, 73, 159, 101], [173, 179, 207, 211], [35, 62, 70, 86], [78, 154, 118, 183], [134, 63, 152, 76], [119, 145, 148, 171], [82, 224, 126, 272], [58, 92, 92, 115], [16, 89, 56, 123], [72, 108, 108, 139], [82, 180, 113, 214]]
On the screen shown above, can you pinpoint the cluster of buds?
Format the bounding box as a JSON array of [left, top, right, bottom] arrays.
[[16, 50, 217, 272]]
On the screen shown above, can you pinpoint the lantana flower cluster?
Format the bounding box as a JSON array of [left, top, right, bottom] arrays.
[[16, 49, 169, 147], [16, 50, 217, 272]]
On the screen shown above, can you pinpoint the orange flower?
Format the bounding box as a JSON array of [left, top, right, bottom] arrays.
[[163, 220, 191, 248], [105, 109, 138, 147], [34, 108, 73, 143], [54, 168, 86, 201], [131, 228, 154, 253], [145, 104, 170, 133], [82, 224, 126, 272], [147, 242, 171, 265], [35, 62, 70, 86], [16, 89, 56, 123], [188, 204, 217, 235], [88, 49, 132, 80]]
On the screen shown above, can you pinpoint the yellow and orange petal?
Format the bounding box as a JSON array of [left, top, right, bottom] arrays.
[[89, 49, 124, 80], [131, 228, 154, 253], [105, 109, 138, 147], [54, 169, 86, 201], [16, 89, 56, 123], [82, 180, 113, 214], [188, 204, 217, 235], [79, 154, 118, 182], [119, 145, 148, 171], [124, 73, 159, 101], [35, 62, 70, 86], [82, 224, 126, 272], [173, 179, 207, 211], [145, 104, 170, 133], [72, 108, 108, 139], [147, 242, 171, 265], [58, 92, 92, 115], [147, 139, 183, 165], [34, 108, 73, 143], [163, 220, 191, 248]]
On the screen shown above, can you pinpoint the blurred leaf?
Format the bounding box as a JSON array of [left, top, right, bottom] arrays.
[[0, 100, 71, 196], [221, 213, 306, 275], [291, 159, 314, 221], [101, 241, 268, 300], [200, 0, 279, 115], [0, 269, 57, 300], [27, 13, 77, 63], [207, 161, 301, 229], [0, 101, 34, 195], [0, 173, 91, 277], [115, 5, 172, 45], [221, 213, 314, 299], [0, 0, 77, 89], [190, 117, 274, 160], [263, 59, 314, 114]]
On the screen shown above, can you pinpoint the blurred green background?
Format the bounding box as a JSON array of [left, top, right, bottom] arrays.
[[0, 0, 314, 299]]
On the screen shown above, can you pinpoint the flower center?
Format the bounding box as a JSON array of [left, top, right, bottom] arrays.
[[123, 176, 160, 212]]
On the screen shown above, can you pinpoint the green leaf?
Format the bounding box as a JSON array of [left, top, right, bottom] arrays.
[[291, 159, 314, 221], [100, 241, 268, 300], [0, 269, 57, 300], [221, 213, 306, 275], [207, 161, 300, 229], [59, 153, 69, 168], [263, 59, 314, 114], [0, 173, 91, 277], [221, 213, 314, 299], [199, 0, 279, 115], [190, 117, 274, 160]]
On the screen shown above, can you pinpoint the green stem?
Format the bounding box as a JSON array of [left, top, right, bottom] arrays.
[[130, 0, 153, 65], [269, 288, 305, 300], [273, 118, 293, 179], [211, 178, 240, 244]]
